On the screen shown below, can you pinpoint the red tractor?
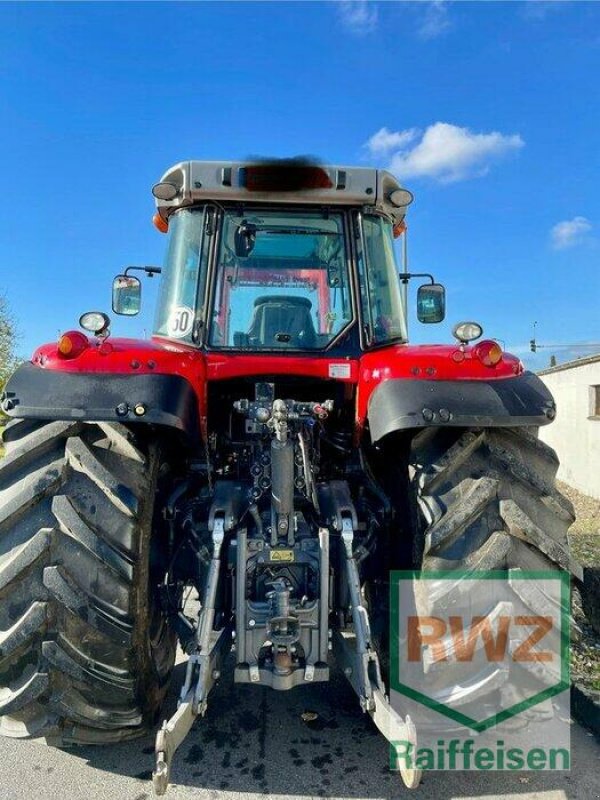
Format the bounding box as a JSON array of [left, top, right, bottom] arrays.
[[0, 160, 590, 791]]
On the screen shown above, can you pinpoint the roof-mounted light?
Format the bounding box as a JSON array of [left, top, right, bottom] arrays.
[[152, 182, 179, 201], [389, 188, 414, 207]]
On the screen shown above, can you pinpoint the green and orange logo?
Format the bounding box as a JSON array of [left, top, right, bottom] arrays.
[[390, 571, 570, 733]]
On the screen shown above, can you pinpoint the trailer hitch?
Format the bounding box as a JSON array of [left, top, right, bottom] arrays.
[[153, 519, 231, 795]]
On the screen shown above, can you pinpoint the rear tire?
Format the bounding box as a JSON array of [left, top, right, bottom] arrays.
[[407, 426, 574, 722], [0, 419, 175, 744], [412, 426, 574, 578]]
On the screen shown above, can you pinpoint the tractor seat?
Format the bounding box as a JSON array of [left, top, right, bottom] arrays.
[[246, 295, 317, 348]]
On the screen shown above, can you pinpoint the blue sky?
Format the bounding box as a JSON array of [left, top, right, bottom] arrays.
[[1, 0, 599, 369]]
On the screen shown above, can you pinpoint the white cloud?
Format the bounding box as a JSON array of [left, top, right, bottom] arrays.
[[337, 1, 378, 35], [417, 1, 452, 40], [364, 122, 524, 183], [550, 217, 592, 249], [337, 0, 454, 40], [364, 127, 419, 156], [521, 1, 568, 21]]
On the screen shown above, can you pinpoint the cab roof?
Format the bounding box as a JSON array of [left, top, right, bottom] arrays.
[[153, 160, 412, 226]]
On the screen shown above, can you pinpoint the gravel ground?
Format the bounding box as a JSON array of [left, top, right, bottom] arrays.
[[559, 481, 600, 696], [571, 591, 600, 695], [561, 481, 600, 567]]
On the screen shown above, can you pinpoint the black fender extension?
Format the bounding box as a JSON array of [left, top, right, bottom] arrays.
[[366, 371, 556, 442], [1, 362, 201, 440]]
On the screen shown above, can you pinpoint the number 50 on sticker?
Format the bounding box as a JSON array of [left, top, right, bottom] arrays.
[[167, 306, 194, 338]]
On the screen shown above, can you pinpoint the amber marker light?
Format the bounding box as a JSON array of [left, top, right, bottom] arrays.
[[474, 339, 503, 367], [57, 331, 89, 359], [393, 220, 407, 239], [153, 213, 169, 233]]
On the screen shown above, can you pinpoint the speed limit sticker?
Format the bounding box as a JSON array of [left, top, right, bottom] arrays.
[[167, 306, 194, 338]]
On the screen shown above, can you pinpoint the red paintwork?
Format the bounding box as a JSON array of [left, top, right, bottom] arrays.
[[355, 343, 523, 435], [31, 334, 524, 438]]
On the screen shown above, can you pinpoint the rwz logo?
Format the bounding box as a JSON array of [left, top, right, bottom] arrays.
[[390, 571, 570, 734], [407, 613, 554, 664]]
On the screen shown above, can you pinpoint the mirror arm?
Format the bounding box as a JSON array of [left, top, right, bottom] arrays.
[[399, 272, 435, 285], [124, 265, 162, 278]]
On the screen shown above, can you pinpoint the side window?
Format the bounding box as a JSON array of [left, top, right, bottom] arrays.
[[154, 208, 209, 342], [357, 214, 407, 346]]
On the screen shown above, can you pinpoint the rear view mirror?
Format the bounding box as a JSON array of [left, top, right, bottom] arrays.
[[112, 274, 141, 316], [417, 283, 445, 324], [327, 264, 341, 287], [234, 221, 256, 258]]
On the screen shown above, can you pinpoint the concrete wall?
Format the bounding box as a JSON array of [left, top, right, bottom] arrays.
[[538, 357, 600, 499]]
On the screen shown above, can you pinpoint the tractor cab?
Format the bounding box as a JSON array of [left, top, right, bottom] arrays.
[[114, 160, 443, 352]]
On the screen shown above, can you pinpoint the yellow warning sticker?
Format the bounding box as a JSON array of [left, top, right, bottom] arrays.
[[269, 549, 295, 563]]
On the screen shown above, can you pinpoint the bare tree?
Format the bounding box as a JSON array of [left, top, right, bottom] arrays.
[[0, 293, 19, 394]]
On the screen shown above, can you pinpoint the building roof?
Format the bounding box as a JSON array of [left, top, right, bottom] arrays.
[[538, 352, 600, 376]]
